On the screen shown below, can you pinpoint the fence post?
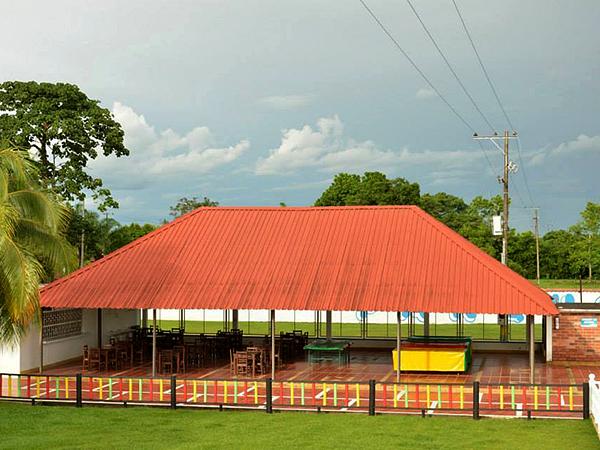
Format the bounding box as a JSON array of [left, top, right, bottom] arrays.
[[170, 375, 177, 409], [76, 374, 82, 408], [368, 380, 376, 416], [266, 378, 273, 414], [583, 382, 590, 420], [473, 381, 480, 420]]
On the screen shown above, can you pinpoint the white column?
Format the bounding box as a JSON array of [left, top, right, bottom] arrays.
[[545, 315, 553, 362], [396, 312, 401, 383]]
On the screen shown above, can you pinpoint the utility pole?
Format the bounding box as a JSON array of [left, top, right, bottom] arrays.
[[474, 131, 518, 344], [79, 229, 85, 269], [473, 131, 519, 266], [533, 208, 540, 284], [501, 130, 510, 265], [79, 201, 86, 269]]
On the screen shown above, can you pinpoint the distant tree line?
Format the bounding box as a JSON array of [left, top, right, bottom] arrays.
[[315, 172, 600, 281]]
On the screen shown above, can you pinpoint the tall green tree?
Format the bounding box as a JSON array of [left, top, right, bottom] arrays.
[[421, 192, 468, 231], [0, 147, 76, 342], [106, 223, 157, 253], [315, 172, 420, 206], [569, 202, 600, 279], [169, 196, 219, 219], [540, 230, 577, 279], [0, 81, 129, 210]]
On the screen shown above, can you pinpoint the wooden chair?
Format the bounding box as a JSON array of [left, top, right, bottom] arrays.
[[160, 349, 174, 374], [89, 347, 101, 370], [107, 348, 119, 370], [173, 345, 186, 373], [116, 342, 132, 369], [82, 345, 90, 370], [234, 351, 249, 376], [229, 348, 236, 374]]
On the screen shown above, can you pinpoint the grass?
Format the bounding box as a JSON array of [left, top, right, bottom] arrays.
[[0, 402, 596, 449], [159, 320, 543, 341], [533, 279, 600, 290]]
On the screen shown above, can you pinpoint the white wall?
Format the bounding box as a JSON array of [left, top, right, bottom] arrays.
[[0, 308, 140, 374], [0, 342, 21, 374]]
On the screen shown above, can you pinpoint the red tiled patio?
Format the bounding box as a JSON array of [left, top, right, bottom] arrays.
[[37, 350, 599, 385]]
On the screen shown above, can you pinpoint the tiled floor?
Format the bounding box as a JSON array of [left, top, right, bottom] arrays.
[[40, 350, 600, 385]]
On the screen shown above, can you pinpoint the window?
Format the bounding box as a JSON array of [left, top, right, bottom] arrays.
[[42, 308, 82, 340]]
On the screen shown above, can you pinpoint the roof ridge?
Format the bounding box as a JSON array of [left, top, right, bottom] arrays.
[[41, 205, 417, 294], [410, 207, 555, 313]]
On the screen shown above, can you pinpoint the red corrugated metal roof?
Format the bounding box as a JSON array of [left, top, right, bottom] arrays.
[[40, 206, 558, 315]]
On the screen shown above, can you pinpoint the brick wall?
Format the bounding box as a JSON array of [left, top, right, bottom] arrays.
[[553, 312, 600, 361]]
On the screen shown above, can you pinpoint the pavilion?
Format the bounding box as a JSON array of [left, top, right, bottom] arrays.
[[38, 206, 558, 383]]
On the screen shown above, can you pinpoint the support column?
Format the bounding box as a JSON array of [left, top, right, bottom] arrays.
[[152, 309, 157, 377], [326, 310, 332, 340], [396, 312, 401, 383], [545, 315, 553, 362], [270, 309, 276, 380], [179, 309, 185, 330], [423, 313, 430, 337], [232, 310, 239, 330], [97, 309, 102, 347], [528, 315, 535, 384], [141, 309, 148, 329], [39, 310, 44, 373]]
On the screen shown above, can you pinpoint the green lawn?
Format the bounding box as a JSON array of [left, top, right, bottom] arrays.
[[0, 402, 596, 449], [533, 279, 600, 290], [159, 320, 542, 341]]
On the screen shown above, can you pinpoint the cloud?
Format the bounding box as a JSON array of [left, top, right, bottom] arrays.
[[91, 102, 249, 188], [529, 134, 600, 166], [258, 94, 315, 110], [416, 87, 437, 100], [255, 115, 483, 175]]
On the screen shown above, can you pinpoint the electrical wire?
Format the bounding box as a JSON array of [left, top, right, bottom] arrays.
[[358, 0, 498, 175], [451, 0, 535, 207], [405, 0, 496, 133], [358, 0, 476, 134]]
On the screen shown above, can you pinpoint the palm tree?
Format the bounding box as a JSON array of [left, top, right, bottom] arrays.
[[0, 146, 76, 343]]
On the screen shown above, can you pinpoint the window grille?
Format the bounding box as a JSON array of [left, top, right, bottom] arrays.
[[42, 308, 82, 340]]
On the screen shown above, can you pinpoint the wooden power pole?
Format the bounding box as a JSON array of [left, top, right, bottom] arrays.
[[474, 130, 518, 266], [533, 208, 541, 284], [501, 130, 510, 265]]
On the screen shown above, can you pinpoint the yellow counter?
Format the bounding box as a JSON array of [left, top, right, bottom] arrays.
[[392, 348, 467, 372]]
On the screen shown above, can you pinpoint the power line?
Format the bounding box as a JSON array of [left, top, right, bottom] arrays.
[[515, 136, 535, 205], [477, 139, 499, 177], [358, 0, 476, 133], [451, 0, 535, 207], [358, 0, 499, 177], [405, 0, 496, 133], [451, 0, 513, 130]]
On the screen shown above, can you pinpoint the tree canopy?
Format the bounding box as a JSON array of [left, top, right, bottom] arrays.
[[0, 147, 76, 342], [0, 81, 129, 211], [169, 196, 219, 219], [315, 171, 599, 280], [315, 172, 420, 206], [65, 209, 156, 265]]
